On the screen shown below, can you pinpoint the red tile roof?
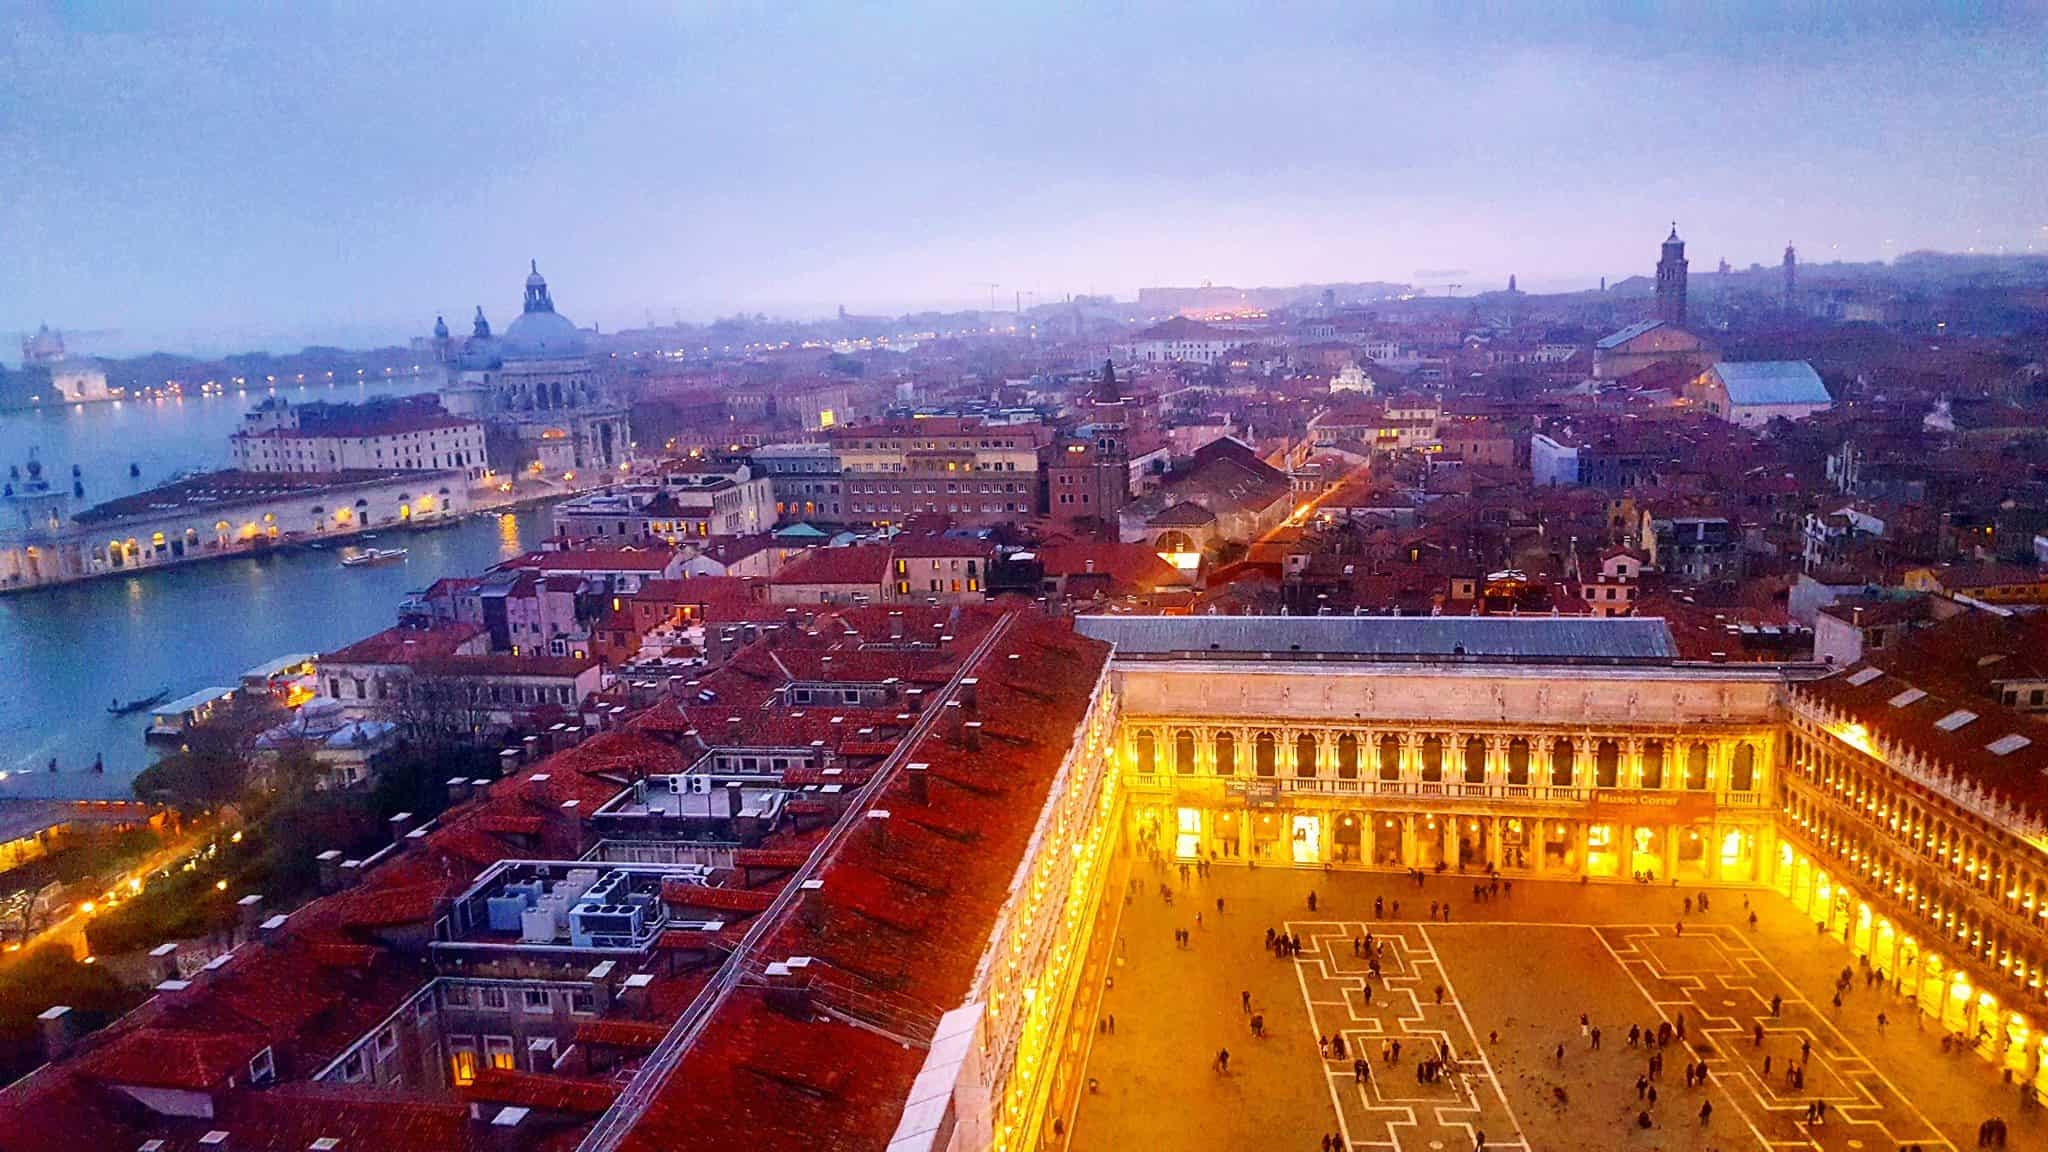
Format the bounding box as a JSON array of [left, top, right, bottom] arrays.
[[321, 621, 487, 666], [771, 545, 892, 587]]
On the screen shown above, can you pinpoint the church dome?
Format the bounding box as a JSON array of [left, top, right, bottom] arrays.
[[502, 309, 585, 359], [501, 261, 586, 359]]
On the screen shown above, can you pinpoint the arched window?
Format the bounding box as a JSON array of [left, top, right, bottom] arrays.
[[1420, 736, 1443, 782], [1337, 734, 1359, 779], [1215, 731, 1235, 776], [1642, 740, 1665, 789], [1377, 735, 1401, 781], [1596, 740, 1620, 788], [1255, 732, 1277, 777], [1686, 743, 1709, 790], [1731, 743, 1756, 791], [1175, 730, 1196, 775], [1135, 730, 1155, 775], [1464, 737, 1487, 783], [1508, 738, 1530, 785], [1295, 734, 1317, 778], [1550, 739, 1575, 786]]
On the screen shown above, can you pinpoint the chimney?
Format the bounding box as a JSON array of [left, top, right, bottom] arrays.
[[889, 611, 905, 640], [904, 687, 927, 712], [944, 700, 964, 742], [387, 812, 415, 843], [447, 776, 473, 805], [963, 720, 983, 751], [148, 942, 181, 984], [797, 878, 825, 933], [236, 894, 265, 939], [867, 808, 892, 847], [499, 748, 522, 775], [483, 1106, 530, 1152], [784, 607, 800, 629], [619, 973, 655, 1018], [38, 1005, 75, 1062], [258, 913, 290, 946], [316, 850, 343, 893], [339, 859, 365, 888], [957, 678, 979, 713], [725, 715, 744, 743], [763, 956, 815, 1018], [905, 762, 930, 806]]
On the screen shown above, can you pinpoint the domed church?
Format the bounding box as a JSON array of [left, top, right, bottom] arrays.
[[432, 263, 630, 476]]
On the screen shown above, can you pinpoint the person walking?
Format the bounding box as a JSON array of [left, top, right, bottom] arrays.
[[1241, 990, 1251, 1013], [1308, 890, 1319, 913], [1699, 1100, 1713, 1127], [1215, 1047, 1230, 1074], [1591, 1026, 1602, 1050]]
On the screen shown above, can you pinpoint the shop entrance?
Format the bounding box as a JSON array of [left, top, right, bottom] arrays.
[[1290, 814, 1321, 865]]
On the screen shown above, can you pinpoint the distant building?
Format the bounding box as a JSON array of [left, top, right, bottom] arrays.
[[1690, 361, 1832, 428], [1592, 320, 1717, 380], [433, 263, 632, 475], [4, 324, 108, 404], [1118, 317, 1238, 364], [232, 396, 487, 482], [1656, 225, 1689, 326], [832, 418, 1047, 528]]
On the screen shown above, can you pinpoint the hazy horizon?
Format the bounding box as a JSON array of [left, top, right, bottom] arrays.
[[6, 3, 2045, 358]]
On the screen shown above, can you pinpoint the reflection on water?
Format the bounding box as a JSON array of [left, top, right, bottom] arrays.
[[0, 506, 551, 795]]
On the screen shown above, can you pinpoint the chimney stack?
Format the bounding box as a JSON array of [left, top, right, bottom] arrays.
[[258, 913, 290, 946], [944, 700, 964, 742], [447, 776, 472, 805], [37, 1005, 75, 1062], [963, 720, 983, 751], [316, 850, 343, 893], [148, 942, 181, 984], [867, 808, 892, 847], [957, 677, 978, 713], [905, 763, 930, 806], [889, 611, 905, 640], [726, 715, 744, 743], [619, 973, 654, 1018], [797, 878, 825, 934], [236, 894, 265, 940], [763, 956, 815, 1018]]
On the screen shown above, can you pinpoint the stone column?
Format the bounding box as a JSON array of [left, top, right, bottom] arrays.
[[1663, 826, 1679, 881], [1402, 815, 1419, 868]]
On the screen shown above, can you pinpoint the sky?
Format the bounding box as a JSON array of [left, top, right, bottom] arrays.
[[3, 2, 2046, 356]]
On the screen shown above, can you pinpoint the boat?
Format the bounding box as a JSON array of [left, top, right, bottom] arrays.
[[109, 686, 170, 715], [340, 547, 408, 567]]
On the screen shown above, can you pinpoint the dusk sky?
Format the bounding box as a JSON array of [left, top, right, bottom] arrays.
[[4, 2, 2045, 355]]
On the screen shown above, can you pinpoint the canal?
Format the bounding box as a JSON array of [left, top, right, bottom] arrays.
[[0, 378, 551, 795]]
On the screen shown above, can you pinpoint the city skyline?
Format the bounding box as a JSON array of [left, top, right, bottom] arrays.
[[4, 3, 2045, 354]]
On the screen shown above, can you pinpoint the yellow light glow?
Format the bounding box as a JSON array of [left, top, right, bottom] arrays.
[[215, 880, 228, 892]]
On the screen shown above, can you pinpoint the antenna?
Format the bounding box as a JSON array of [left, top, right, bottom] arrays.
[[971, 282, 1000, 312]]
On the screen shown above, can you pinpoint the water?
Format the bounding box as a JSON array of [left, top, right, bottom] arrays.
[[0, 380, 549, 796], [0, 377, 429, 500]]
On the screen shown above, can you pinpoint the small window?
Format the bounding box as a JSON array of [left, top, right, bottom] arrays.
[[342, 1050, 366, 1082], [443, 984, 471, 1008], [523, 987, 552, 1014], [479, 985, 508, 1010], [375, 1026, 399, 1057], [249, 1046, 276, 1085], [485, 1035, 516, 1071], [570, 989, 597, 1015]]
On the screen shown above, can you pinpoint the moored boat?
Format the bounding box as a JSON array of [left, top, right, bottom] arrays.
[[339, 547, 408, 567]]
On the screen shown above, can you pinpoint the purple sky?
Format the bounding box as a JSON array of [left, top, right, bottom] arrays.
[[4, 3, 2045, 355]]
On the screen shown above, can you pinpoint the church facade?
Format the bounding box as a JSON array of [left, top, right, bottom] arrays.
[[430, 264, 631, 476]]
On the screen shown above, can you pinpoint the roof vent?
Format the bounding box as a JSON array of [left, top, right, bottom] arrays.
[[1887, 688, 1926, 708], [199, 1135, 229, 1149], [310, 1141, 341, 1152], [1934, 709, 1977, 731], [1987, 734, 2031, 757], [1845, 667, 1882, 686]]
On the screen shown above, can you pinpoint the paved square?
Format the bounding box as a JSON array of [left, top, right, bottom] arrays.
[[1067, 864, 2026, 1152]]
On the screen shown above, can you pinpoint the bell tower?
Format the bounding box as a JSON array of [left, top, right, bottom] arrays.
[[1655, 225, 1688, 326]]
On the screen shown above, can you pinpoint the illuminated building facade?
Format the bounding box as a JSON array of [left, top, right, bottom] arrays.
[[1780, 663, 2048, 1092]]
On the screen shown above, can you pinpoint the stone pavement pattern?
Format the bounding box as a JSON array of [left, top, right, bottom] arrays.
[[1069, 865, 2031, 1152]]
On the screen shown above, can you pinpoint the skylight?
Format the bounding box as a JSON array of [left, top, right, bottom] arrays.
[[1933, 710, 1978, 731], [1845, 667, 1882, 686], [1887, 688, 1926, 708], [1986, 734, 2032, 757]]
